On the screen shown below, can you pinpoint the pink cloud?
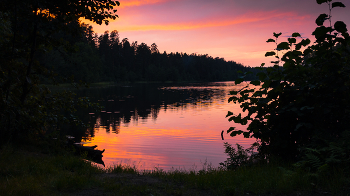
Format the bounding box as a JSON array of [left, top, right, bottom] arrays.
[[108, 10, 309, 32], [87, 0, 350, 67]]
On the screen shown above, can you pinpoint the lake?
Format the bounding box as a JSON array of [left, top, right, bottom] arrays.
[[76, 81, 256, 171]]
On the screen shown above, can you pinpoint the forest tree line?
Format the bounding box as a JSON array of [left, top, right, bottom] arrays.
[[0, 0, 258, 145], [40, 23, 258, 83]]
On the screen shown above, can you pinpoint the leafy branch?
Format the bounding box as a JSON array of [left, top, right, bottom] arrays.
[[226, 0, 350, 162]]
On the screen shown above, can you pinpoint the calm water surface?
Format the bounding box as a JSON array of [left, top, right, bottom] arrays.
[[78, 81, 256, 171]]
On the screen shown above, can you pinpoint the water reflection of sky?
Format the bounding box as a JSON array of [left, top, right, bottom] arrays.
[[82, 82, 256, 171]]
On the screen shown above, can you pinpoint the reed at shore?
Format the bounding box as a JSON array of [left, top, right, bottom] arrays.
[[0, 143, 349, 196]]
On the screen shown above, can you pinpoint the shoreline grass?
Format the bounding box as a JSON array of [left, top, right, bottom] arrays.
[[0, 144, 349, 196]]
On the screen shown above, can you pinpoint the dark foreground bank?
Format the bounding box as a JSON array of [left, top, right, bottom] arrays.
[[0, 143, 349, 196]]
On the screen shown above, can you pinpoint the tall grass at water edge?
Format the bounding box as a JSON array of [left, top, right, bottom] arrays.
[[0, 143, 349, 195]]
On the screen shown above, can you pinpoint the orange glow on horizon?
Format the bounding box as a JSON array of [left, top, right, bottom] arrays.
[[119, 0, 168, 7]]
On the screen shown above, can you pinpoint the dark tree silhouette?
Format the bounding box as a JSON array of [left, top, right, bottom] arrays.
[[0, 0, 119, 144]]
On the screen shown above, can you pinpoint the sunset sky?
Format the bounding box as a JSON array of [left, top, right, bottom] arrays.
[[86, 0, 350, 67]]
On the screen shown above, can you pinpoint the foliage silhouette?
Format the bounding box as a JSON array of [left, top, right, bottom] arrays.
[[220, 142, 260, 170], [226, 0, 350, 168], [0, 0, 119, 144]]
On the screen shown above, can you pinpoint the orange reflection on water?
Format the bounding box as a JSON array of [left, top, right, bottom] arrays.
[[87, 82, 257, 171]]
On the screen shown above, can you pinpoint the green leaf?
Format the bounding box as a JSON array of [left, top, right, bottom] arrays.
[[226, 111, 234, 117], [233, 114, 242, 123], [227, 127, 235, 133], [273, 32, 282, 38], [228, 96, 235, 103], [276, 42, 290, 50], [288, 38, 296, 44], [316, 13, 328, 26], [303, 48, 313, 56], [265, 51, 276, 57], [332, 2, 345, 8], [230, 116, 242, 123], [292, 32, 301, 37], [295, 38, 311, 50], [312, 26, 331, 40], [316, 0, 328, 4], [229, 90, 238, 95], [266, 38, 275, 43], [334, 21, 347, 33], [230, 130, 243, 137], [300, 38, 311, 46], [241, 117, 248, 125], [243, 132, 250, 138]]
